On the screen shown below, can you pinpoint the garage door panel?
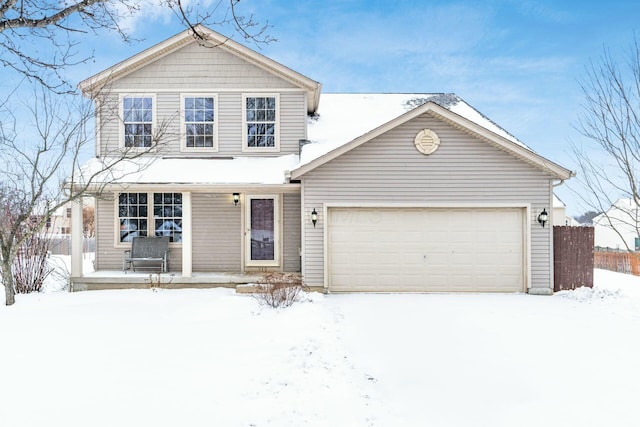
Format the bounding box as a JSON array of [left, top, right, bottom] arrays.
[[328, 207, 524, 292]]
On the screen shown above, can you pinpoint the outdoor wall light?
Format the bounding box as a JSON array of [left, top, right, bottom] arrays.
[[233, 193, 240, 206], [311, 208, 318, 228], [537, 208, 548, 228]]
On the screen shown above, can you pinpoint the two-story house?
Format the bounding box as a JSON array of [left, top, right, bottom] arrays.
[[69, 25, 573, 294]]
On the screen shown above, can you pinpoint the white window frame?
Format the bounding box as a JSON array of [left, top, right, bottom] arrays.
[[114, 191, 183, 248], [245, 194, 281, 267], [119, 94, 157, 150], [242, 93, 280, 153], [180, 93, 219, 152]]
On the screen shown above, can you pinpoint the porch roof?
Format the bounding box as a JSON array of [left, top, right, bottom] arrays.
[[76, 154, 299, 188]]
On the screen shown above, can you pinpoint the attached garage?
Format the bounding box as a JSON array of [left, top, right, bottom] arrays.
[[327, 207, 526, 292], [292, 96, 574, 294]]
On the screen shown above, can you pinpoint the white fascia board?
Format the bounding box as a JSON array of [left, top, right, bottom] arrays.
[[80, 183, 301, 194], [428, 106, 574, 180]]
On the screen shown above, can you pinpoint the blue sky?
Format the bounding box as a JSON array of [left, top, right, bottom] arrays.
[[11, 0, 640, 215]]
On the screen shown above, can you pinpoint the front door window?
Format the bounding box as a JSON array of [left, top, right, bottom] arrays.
[[246, 196, 279, 266]]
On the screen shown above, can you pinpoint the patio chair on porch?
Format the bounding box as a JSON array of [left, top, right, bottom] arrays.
[[123, 236, 170, 273]]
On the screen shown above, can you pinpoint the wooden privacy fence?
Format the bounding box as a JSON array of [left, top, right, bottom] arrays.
[[553, 226, 594, 292], [594, 251, 640, 276]]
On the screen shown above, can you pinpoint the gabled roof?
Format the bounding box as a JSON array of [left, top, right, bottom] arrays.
[[78, 25, 322, 113], [553, 194, 566, 208], [593, 198, 639, 224], [292, 94, 573, 180]]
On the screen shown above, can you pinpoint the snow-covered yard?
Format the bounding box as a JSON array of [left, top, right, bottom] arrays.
[[1, 267, 640, 426]]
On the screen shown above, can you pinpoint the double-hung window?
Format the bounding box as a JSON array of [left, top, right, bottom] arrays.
[[118, 192, 182, 243], [122, 96, 154, 148], [182, 95, 217, 151], [243, 94, 279, 151], [153, 193, 182, 243], [118, 193, 148, 242]]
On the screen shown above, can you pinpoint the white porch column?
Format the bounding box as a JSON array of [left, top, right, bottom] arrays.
[[70, 198, 84, 278], [181, 191, 192, 277]]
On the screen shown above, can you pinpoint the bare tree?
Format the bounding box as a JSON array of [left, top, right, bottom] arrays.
[[572, 39, 640, 252], [83, 205, 95, 238], [0, 1, 274, 305], [0, 86, 175, 305], [0, 0, 273, 93]]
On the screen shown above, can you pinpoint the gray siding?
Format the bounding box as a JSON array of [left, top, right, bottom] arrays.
[[97, 90, 306, 157], [94, 195, 114, 271], [301, 113, 555, 289], [283, 193, 301, 272], [110, 41, 298, 90], [94, 40, 307, 157], [192, 193, 241, 272], [95, 191, 301, 274], [95, 193, 183, 272]]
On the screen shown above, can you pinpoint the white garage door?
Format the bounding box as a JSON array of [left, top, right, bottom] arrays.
[[328, 207, 525, 292]]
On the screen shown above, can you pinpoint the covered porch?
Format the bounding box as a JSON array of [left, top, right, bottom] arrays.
[[68, 156, 305, 290]]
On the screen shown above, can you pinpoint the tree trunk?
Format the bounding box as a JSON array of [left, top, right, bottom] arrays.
[[2, 259, 15, 306]]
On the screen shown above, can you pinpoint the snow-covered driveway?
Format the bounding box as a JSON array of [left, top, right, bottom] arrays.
[[1, 269, 639, 426], [330, 274, 640, 426]]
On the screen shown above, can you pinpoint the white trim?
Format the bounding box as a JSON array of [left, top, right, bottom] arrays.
[[322, 203, 531, 292], [179, 93, 219, 153], [181, 192, 192, 277], [323, 202, 531, 209], [322, 203, 328, 291], [112, 191, 184, 250], [525, 204, 532, 291], [239, 192, 246, 273], [70, 198, 84, 278], [300, 181, 306, 279], [95, 99, 102, 158], [244, 194, 281, 267], [548, 182, 554, 292], [105, 87, 308, 93], [241, 93, 280, 153], [118, 93, 157, 151], [93, 183, 300, 195]]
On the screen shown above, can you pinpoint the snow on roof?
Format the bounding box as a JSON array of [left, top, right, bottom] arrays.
[[553, 194, 565, 208], [76, 94, 535, 186], [302, 93, 527, 168], [79, 155, 299, 186]]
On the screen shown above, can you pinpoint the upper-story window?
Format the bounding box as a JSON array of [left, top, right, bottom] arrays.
[[182, 95, 217, 151], [243, 94, 279, 151], [122, 96, 154, 148]]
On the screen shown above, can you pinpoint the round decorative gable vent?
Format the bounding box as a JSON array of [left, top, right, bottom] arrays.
[[414, 128, 440, 155]]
